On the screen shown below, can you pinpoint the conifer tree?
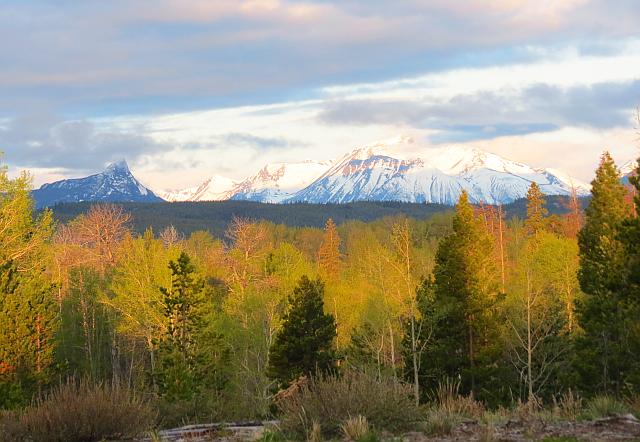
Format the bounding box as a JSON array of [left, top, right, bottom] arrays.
[[576, 152, 630, 394], [154, 252, 206, 401], [426, 191, 502, 400], [267, 276, 336, 388], [0, 262, 57, 407], [525, 182, 548, 236], [318, 218, 342, 280], [617, 156, 640, 388]]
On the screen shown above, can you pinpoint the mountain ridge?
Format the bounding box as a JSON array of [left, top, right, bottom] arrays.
[[34, 138, 632, 208], [32, 160, 163, 208]]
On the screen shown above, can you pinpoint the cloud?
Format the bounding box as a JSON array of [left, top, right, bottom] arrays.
[[318, 80, 640, 139], [1, 0, 639, 116], [0, 112, 169, 172]]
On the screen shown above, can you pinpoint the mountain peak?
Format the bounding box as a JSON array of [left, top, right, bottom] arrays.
[[105, 159, 130, 174], [32, 159, 162, 208]]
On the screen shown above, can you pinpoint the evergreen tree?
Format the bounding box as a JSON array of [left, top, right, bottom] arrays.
[[0, 262, 57, 407], [267, 276, 336, 388], [318, 218, 342, 280], [617, 156, 640, 389], [426, 191, 503, 401], [154, 252, 206, 401], [524, 182, 548, 236], [576, 152, 630, 395]]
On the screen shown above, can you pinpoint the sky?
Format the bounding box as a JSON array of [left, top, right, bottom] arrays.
[[0, 0, 639, 191]]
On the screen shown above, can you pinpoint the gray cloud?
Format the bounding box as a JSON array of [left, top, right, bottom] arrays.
[[318, 80, 640, 138], [0, 112, 169, 171], [1, 1, 639, 116]]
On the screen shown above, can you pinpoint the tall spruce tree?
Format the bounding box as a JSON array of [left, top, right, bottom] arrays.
[[0, 262, 57, 407], [267, 276, 336, 388], [525, 182, 548, 236], [318, 218, 342, 281], [426, 191, 503, 401], [617, 156, 640, 389], [576, 152, 630, 395], [154, 252, 206, 401]]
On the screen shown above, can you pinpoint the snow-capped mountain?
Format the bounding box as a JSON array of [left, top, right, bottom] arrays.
[[229, 161, 332, 203], [32, 160, 163, 208], [160, 175, 237, 202], [162, 160, 333, 203], [32, 137, 594, 207], [288, 139, 590, 205]]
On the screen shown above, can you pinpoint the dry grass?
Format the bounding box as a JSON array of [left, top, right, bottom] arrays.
[[433, 378, 485, 418], [0, 380, 156, 442], [276, 370, 420, 439], [340, 415, 370, 441], [307, 421, 322, 442], [554, 390, 583, 421]]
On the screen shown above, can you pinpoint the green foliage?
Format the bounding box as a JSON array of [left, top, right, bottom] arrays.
[[267, 276, 337, 388], [575, 152, 637, 395], [154, 252, 227, 402], [582, 395, 629, 420], [0, 262, 57, 408], [56, 268, 113, 381], [426, 191, 504, 402], [525, 182, 549, 235]]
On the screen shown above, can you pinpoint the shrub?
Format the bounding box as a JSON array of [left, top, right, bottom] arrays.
[[583, 395, 628, 420], [0, 380, 156, 442], [553, 390, 583, 421], [433, 378, 484, 419], [340, 415, 369, 441], [276, 370, 420, 439], [423, 408, 461, 436]]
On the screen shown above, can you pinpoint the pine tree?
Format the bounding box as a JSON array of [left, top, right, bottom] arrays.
[[318, 218, 342, 280], [154, 252, 206, 401], [267, 276, 336, 388], [576, 152, 630, 395], [525, 182, 548, 236], [616, 156, 640, 389], [426, 191, 503, 400], [0, 262, 57, 407]]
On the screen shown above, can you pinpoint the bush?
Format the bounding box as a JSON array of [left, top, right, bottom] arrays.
[[423, 408, 461, 436], [0, 380, 156, 442], [553, 390, 583, 421], [340, 415, 369, 441], [432, 378, 484, 418], [583, 395, 628, 420], [276, 370, 420, 439]]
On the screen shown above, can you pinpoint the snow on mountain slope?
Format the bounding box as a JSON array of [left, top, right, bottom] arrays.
[[32, 160, 164, 208], [229, 160, 332, 203], [160, 175, 237, 202], [288, 140, 590, 205]]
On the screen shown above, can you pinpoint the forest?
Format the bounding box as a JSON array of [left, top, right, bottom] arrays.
[[47, 195, 585, 237], [0, 151, 639, 441]]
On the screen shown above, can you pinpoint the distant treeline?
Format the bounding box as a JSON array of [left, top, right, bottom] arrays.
[[48, 196, 587, 236]]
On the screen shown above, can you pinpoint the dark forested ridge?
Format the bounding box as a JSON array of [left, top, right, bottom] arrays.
[[48, 196, 587, 236]]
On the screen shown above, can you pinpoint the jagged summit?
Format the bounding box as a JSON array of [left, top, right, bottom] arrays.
[[32, 160, 163, 208], [104, 159, 130, 173]]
